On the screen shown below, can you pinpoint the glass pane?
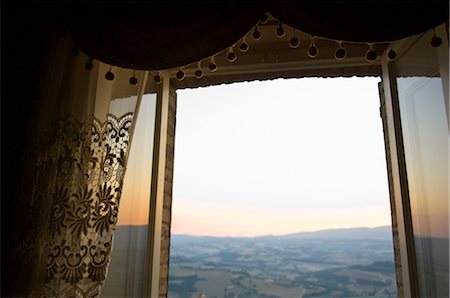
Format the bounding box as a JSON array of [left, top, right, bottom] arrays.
[[395, 30, 449, 297], [101, 93, 157, 297]]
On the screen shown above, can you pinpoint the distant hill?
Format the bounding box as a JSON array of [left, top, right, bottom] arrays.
[[273, 225, 393, 240], [171, 225, 393, 242], [110, 225, 393, 250]]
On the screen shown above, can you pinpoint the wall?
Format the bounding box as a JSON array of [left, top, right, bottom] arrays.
[[158, 86, 177, 297]]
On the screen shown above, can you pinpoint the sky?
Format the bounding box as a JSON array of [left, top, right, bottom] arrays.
[[169, 77, 392, 237]]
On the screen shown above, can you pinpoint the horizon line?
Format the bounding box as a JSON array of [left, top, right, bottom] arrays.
[[115, 224, 392, 238]]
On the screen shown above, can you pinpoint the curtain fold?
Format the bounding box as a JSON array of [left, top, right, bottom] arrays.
[[68, 1, 265, 70], [266, 0, 449, 43], [22, 34, 148, 297]]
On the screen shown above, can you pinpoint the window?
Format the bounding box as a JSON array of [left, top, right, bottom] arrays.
[[168, 77, 397, 298], [101, 93, 157, 297], [392, 27, 449, 297], [100, 24, 448, 298]]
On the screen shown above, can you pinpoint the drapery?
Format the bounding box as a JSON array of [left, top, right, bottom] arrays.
[[66, 0, 449, 70], [15, 34, 148, 297]]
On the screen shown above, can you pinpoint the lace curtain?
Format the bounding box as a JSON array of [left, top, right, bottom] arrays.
[[27, 35, 148, 297]]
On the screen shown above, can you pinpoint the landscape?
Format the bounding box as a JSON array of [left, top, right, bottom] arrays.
[[168, 226, 398, 298]]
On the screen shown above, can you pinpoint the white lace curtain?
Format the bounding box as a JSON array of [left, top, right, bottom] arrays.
[[28, 35, 148, 297]]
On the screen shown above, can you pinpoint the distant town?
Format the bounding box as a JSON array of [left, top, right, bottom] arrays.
[[168, 226, 398, 298]]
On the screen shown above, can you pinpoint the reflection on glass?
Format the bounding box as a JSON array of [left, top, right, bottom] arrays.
[[101, 94, 157, 297], [396, 34, 449, 296]]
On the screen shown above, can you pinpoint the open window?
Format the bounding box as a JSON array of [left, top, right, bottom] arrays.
[[380, 23, 449, 297], [134, 21, 448, 297], [168, 77, 397, 298]]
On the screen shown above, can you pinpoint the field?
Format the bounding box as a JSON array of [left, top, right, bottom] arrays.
[[168, 226, 398, 298]]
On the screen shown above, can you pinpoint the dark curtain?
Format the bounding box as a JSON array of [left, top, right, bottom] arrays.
[[2, 3, 64, 297], [267, 0, 449, 42], [68, 1, 266, 70], [67, 0, 449, 70]]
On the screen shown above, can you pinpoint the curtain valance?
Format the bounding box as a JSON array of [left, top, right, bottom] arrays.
[[66, 0, 449, 70]]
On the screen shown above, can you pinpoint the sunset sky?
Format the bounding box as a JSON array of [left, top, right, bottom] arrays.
[[169, 77, 392, 237], [116, 77, 394, 236]]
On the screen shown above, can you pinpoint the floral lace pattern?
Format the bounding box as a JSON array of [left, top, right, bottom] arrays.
[[42, 113, 134, 297]]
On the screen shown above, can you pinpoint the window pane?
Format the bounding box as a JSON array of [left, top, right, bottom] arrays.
[[101, 93, 157, 297], [395, 30, 449, 297]]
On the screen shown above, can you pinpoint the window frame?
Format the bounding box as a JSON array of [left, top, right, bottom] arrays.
[[380, 22, 449, 297], [143, 23, 449, 298]]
